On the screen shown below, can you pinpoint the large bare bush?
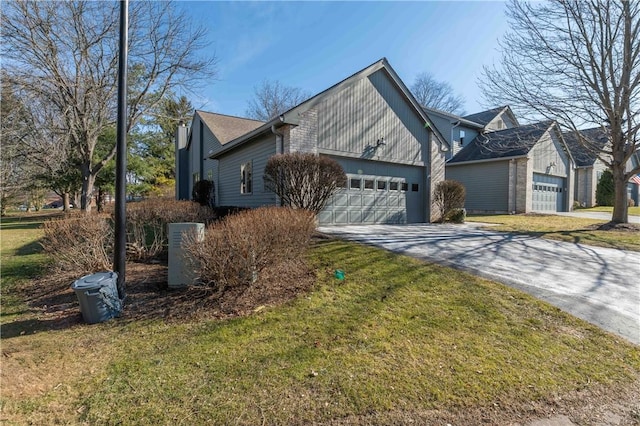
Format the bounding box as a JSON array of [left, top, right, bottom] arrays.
[[263, 153, 346, 214], [433, 180, 466, 223], [126, 199, 215, 260], [183, 207, 316, 294], [41, 214, 113, 273]]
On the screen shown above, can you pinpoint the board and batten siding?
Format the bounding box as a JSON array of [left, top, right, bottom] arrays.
[[316, 69, 430, 166], [446, 161, 510, 212], [187, 115, 225, 198], [530, 131, 570, 178], [217, 134, 277, 208]]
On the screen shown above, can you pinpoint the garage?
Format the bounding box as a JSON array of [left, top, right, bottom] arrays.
[[319, 172, 424, 225], [532, 173, 566, 212]]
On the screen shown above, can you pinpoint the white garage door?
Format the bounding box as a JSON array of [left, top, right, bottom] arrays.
[[532, 173, 566, 212], [319, 173, 420, 225]]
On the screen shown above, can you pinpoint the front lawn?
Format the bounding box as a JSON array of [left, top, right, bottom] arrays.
[[466, 214, 640, 251], [577, 205, 640, 215], [1, 213, 639, 424]]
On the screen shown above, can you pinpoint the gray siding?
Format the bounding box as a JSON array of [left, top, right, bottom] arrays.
[[316, 69, 429, 166], [446, 161, 510, 212], [187, 115, 225, 198], [217, 134, 277, 208], [530, 131, 570, 177]]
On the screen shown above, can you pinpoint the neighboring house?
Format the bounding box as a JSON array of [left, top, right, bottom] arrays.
[[176, 58, 450, 224], [423, 105, 520, 161], [563, 127, 609, 208], [445, 121, 574, 213]]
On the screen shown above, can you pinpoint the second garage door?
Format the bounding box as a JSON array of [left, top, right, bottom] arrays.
[[532, 173, 566, 212]]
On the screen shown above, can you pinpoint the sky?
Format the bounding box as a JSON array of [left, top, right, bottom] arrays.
[[175, 1, 511, 118]]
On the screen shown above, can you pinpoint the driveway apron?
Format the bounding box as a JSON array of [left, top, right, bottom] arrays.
[[318, 223, 640, 345]]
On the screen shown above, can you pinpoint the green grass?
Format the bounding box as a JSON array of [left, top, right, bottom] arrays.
[[577, 206, 640, 215], [2, 216, 639, 424], [1, 212, 57, 324], [467, 214, 640, 251]]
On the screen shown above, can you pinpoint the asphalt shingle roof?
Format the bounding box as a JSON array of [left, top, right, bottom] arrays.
[[563, 127, 608, 167], [196, 111, 264, 145], [448, 121, 554, 164], [462, 106, 506, 126]]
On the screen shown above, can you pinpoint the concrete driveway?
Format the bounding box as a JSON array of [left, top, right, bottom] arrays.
[[318, 223, 640, 345]]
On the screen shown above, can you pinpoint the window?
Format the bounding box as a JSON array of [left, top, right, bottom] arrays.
[[412, 183, 419, 192], [377, 180, 387, 191], [350, 178, 361, 190], [364, 179, 374, 190], [495, 119, 504, 130], [459, 130, 466, 146], [193, 172, 200, 185], [207, 169, 213, 181], [389, 181, 399, 191], [401, 182, 408, 192], [241, 161, 252, 194]]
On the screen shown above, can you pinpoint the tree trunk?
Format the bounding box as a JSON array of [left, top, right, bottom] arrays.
[[80, 162, 96, 212], [62, 192, 71, 211], [611, 166, 629, 223]]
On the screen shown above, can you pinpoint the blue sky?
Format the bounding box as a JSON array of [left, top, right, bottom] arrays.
[[177, 1, 510, 118]]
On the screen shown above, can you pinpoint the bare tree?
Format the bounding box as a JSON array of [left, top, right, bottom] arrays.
[[481, 0, 639, 224], [245, 80, 311, 121], [411, 72, 465, 114], [263, 153, 347, 214], [1, 1, 216, 211]]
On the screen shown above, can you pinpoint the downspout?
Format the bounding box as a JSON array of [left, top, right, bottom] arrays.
[[450, 120, 461, 160], [271, 124, 284, 154], [512, 158, 517, 214], [271, 124, 285, 207]]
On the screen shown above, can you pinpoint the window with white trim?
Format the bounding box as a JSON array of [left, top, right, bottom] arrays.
[[241, 161, 252, 194]]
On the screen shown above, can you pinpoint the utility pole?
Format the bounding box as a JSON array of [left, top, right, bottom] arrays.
[[114, 0, 128, 299]]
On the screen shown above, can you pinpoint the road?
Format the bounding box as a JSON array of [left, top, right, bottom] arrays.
[[318, 223, 640, 345]]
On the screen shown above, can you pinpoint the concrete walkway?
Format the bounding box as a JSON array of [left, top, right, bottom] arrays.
[[318, 223, 640, 345]]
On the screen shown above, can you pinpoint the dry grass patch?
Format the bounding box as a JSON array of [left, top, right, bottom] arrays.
[[467, 213, 640, 251]]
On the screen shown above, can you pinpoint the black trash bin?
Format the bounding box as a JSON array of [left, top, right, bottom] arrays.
[[71, 271, 122, 324]]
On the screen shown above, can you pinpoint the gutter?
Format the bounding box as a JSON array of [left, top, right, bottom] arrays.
[[210, 115, 285, 159], [446, 154, 527, 167]]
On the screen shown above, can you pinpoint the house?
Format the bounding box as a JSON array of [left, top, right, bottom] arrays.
[[176, 58, 450, 224], [423, 105, 519, 161], [563, 127, 609, 208], [564, 127, 640, 207], [421, 105, 574, 214], [445, 120, 573, 214]]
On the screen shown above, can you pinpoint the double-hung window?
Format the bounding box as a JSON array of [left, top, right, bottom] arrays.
[[241, 161, 252, 194]]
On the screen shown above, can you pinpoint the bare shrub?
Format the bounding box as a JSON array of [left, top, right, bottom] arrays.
[[263, 153, 347, 214], [41, 214, 113, 273], [126, 199, 216, 260], [183, 207, 316, 294], [192, 179, 215, 207], [433, 180, 466, 222]]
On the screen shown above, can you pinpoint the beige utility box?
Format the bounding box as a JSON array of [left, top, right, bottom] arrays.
[[168, 222, 204, 289]]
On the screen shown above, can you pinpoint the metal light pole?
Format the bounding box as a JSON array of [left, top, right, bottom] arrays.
[[114, 0, 128, 300]]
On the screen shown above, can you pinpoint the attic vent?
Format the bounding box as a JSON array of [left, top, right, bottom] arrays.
[[496, 119, 504, 130]]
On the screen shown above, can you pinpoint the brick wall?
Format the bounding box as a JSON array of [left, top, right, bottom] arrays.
[[288, 108, 318, 154]]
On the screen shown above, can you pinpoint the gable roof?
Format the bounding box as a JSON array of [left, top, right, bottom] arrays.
[[210, 58, 449, 159], [563, 127, 609, 167], [462, 106, 507, 126], [422, 106, 484, 129], [462, 106, 520, 129], [447, 120, 555, 164], [195, 111, 264, 145]]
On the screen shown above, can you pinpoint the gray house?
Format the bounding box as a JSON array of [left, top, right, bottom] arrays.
[[445, 121, 574, 213], [563, 127, 609, 208], [176, 58, 450, 224]]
